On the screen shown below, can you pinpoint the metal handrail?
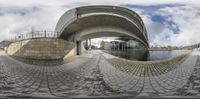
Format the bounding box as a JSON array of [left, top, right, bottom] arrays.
[[10, 30, 60, 42]]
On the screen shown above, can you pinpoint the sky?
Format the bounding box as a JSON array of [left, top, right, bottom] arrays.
[[0, 0, 200, 46]]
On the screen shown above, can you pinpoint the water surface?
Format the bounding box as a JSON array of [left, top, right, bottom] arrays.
[[104, 49, 190, 61]]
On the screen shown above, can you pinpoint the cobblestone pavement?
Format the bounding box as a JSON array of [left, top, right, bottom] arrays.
[[0, 50, 200, 98]]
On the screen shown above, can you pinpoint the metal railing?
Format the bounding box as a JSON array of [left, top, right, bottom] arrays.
[[10, 30, 60, 42], [182, 43, 200, 49]]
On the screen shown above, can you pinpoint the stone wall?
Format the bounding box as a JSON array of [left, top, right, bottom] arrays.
[[7, 38, 74, 60]]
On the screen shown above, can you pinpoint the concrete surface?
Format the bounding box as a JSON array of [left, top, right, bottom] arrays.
[[6, 38, 74, 60]]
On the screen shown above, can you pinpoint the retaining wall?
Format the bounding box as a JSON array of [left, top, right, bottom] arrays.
[[7, 38, 74, 60]]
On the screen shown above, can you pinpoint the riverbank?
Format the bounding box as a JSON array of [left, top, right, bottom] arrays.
[[103, 49, 191, 61], [0, 50, 200, 98]]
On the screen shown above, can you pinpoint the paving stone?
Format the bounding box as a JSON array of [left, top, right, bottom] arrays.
[[0, 50, 200, 98]]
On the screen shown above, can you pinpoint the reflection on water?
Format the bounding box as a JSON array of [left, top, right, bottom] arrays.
[[104, 49, 190, 61]]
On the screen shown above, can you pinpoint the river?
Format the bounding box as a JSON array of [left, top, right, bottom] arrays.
[[103, 49, 191, 61]]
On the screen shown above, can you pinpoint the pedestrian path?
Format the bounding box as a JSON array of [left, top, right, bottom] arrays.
[[0, 50, 199, 98], [100, 51, 199, 97]]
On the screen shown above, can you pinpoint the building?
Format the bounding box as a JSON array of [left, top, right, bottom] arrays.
[[100, 41, 112, 50]]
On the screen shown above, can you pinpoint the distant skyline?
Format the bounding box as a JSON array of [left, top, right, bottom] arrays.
[[0, 0, 200, 46]]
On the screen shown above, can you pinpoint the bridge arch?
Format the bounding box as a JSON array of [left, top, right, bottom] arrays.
[[55, 5, 149, 55]]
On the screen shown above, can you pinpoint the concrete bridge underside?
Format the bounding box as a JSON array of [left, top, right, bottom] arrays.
[[55, 6, 149, 55]]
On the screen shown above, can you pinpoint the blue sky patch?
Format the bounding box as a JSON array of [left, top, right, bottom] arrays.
[[151, 15, 180, 34], [123, 4, 181, 35], [122, 4, 183, 15]]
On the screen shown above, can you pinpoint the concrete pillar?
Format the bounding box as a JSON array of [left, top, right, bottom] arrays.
[[120, 42, 122, 50], [73, 32, 77, 55], [121, 42, 124, 51], [113, 42, 115, 50], [74, 40, 77, 55], [118, 42, 120, 50], [76, 41, 81, 55], [113, 41, 115, 51], [126, 41, 128, 50], [122, 41, 124, 50], [88, 39, 91, 50], [122, 42, 124, 50], [122, 42, 123, 50], [85, 39, 91, 50], [86, 39, 88, 50]]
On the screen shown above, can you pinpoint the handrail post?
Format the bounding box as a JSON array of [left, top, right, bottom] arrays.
[[32, 31, 33, 39], [44, 30, 46, 38], [57, 32, 59, 38]]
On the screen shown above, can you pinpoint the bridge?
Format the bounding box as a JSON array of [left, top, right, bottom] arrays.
[[5, 6, 149, 59], [55, 5, 149, 55]]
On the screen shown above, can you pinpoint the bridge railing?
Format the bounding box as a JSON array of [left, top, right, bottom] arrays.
[[10, 30, 60, 42]]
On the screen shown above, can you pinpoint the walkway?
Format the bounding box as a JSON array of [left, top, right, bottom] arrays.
[[0, 50, 199, 98]]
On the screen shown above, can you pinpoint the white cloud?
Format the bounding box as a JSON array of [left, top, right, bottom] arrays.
[[0, 6, 67, 41], [154, 5, 200, 46], [0, 0, 200, 46], [140, 14, 166, 44], [125, 4, 200, 46], [0, 0, 200, 7]]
